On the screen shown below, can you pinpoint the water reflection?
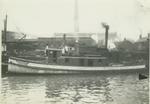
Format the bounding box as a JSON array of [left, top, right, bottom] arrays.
[[45, 75, 113, 104], [1, 74, 149, 104]]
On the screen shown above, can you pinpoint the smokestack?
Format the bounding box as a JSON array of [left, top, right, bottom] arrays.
[[101, 23, 109, 49]]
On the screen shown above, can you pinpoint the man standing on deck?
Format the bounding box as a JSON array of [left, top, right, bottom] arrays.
[[45, 44, 49, 57]]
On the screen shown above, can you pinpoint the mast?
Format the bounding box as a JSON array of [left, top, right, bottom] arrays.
[[74, 0, 79, 55], [3, 14, 8, 51], [74, 0, 79, 33], [2, 14, 9, 75]]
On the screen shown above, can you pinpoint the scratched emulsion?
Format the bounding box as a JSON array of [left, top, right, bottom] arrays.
[[0, 73, 149, 104]]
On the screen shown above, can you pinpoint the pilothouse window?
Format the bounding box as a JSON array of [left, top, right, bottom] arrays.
[[98, 59, 102, 62], [80, 59, 84, 66], [65, 58, 69, 63], [88, 59, 93, 66]]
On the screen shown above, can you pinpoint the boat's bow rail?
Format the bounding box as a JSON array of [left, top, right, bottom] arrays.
[[9, 56, 47, 64]]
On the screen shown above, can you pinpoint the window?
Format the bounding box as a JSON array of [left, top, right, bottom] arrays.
[[80, 59, 84, 66], [98, 59, 102, 62], [65, 58, 69, 63], [88, 59, 93, 66]]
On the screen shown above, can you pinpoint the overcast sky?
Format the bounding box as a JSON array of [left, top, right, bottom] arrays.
[[1, 0, 150, 40]]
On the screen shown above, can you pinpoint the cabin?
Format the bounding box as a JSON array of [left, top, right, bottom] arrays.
[[57, 56, 108, 66], [46, 47, 109, 66]]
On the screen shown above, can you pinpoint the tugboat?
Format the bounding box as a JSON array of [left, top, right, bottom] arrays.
[[6, 23, 146, 74], [2, 0, 148, 74]]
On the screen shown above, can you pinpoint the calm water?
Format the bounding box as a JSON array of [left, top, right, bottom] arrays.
[[0, 73, 149, 104]]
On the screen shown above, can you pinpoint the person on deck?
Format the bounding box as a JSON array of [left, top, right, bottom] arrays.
[[61, 45, 69, 55], [45, 44, 49, 56]]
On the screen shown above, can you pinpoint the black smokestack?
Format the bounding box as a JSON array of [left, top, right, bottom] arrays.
[[101, 23, 109, 49]]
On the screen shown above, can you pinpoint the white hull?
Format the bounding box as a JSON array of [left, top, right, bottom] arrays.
[[8, 57, 146, 74]]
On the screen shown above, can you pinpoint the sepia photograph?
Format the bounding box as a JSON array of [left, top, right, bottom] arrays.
[[0, 0, 149, 104]]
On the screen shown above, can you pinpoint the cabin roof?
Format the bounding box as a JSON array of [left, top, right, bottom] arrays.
[[59, 56, 107, 60], [47, 48, 62, 51]]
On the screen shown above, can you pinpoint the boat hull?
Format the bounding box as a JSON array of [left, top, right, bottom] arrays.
[[8, 57, 147, 74]]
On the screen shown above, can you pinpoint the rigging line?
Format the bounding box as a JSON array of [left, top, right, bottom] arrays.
[[10, 16, 46, 39], [3, 16, 26, 41], [10, 17, 25, 35], [10, 17, 27, 40], [9, 17, 19, 31], [11, 17, 38, 38]]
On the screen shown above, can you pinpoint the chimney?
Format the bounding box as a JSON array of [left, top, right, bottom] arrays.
[[139, 34, 142, 39], [105, 26, 109, 49], [102, 23, 109, 49]]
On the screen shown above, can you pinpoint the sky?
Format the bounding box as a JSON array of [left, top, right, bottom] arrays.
[[0, 0, 150, 40]]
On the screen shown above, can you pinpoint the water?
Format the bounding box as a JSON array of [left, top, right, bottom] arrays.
[[0, 73, 149, 104]]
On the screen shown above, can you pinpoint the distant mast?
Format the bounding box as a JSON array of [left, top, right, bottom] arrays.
[[3, 14, 8, 52], [74, 0, 79, 34], [4, 15, 7, 43], [74, 0, 79, 55]]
